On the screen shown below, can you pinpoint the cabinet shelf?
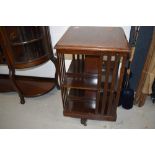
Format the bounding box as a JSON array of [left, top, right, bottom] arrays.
[[11, 37, 43, 46], [0, 74, 56, 97]]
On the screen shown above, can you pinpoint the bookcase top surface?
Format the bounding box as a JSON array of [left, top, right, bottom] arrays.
[[55, 26, 130, 53]]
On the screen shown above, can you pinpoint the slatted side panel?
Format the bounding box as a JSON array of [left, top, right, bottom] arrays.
[[101, 53, 125, 115], [107, 54, 120, 115], [115, 55, 127, 107], [95, 56, 102, 114], [57, 52, 67, 108]]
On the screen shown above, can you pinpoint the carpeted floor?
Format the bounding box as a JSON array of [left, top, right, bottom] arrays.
[[0, 89, 155, 129]]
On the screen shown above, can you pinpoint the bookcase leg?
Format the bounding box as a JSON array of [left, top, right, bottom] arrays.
[[9, 68, 25, 104], [20, 97, 25, 104], [50, 57, 60, 90], [55, 58, 60, 90], [81, 118, 87, 126]]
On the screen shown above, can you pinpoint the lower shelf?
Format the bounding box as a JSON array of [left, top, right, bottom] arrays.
[[0, 74, 56, 97], [68, 89, 97, 101], [64, 100, 96, 114], [64, 107, 116, 121], [63, 89, 116, 121]]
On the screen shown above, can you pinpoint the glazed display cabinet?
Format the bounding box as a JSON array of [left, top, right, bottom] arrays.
[[55, 26, 130, 125], [0, 26, 58, 104]]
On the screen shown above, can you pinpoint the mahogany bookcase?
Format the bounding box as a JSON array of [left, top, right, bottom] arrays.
[[55, 26, 130, 125]]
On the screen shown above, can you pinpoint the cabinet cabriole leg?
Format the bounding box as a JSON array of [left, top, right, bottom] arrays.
[[9, 68, 25, 104]]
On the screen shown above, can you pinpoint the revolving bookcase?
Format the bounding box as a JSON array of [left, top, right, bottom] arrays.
[[55, 26, 130, 125]]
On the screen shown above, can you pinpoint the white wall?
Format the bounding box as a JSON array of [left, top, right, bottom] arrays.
[[122, 26, 131, 40], [0, 26, 131, 77]]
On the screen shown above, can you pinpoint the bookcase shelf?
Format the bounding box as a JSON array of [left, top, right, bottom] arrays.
[[68, 89, 97, 101], [64, 92, 117, 120], [11, 37, 43, 46], [62, 75, 98, 90]]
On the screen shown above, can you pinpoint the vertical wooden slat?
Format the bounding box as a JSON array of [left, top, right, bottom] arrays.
[[107, 54, 119, 115], [62, 53, 66, 80], [57, 52, 64, 108], [95, 55, 102, 114], [62, 54, 68, 106], [101, 54, 111, 114], [61, 53, 67, 106], [57, 52, 67, 108], [77, 54, 80, 60], [82, 54, 84, 61], [77, 54, 80, 75], [60, 53, 66, 83], [57, 52, 61, 84], [63, 87, 68, 107], [81, 54, 84, 74], [71, 54, 76, 73], [63, 54, 68, 107], [59, 53, 64, 84], [115, 55, 127, 106], [72, 54, 75, 60]]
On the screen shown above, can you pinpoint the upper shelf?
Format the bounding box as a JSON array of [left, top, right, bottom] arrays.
[[67, 59, 98, 78], [67, 59, 117, 78]]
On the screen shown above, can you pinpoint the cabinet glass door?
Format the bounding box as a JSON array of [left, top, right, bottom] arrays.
[[0, 45, 6, 64], [5, 26, 49, 64]]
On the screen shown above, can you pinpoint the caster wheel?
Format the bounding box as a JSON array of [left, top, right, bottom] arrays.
[[56, 85, 60, 90], [81, 118, 87, 126]]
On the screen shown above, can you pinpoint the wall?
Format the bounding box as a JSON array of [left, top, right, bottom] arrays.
[[0, 26, 131, 77]]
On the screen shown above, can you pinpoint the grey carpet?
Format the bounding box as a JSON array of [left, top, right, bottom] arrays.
[[0, 89, 155, 129]]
